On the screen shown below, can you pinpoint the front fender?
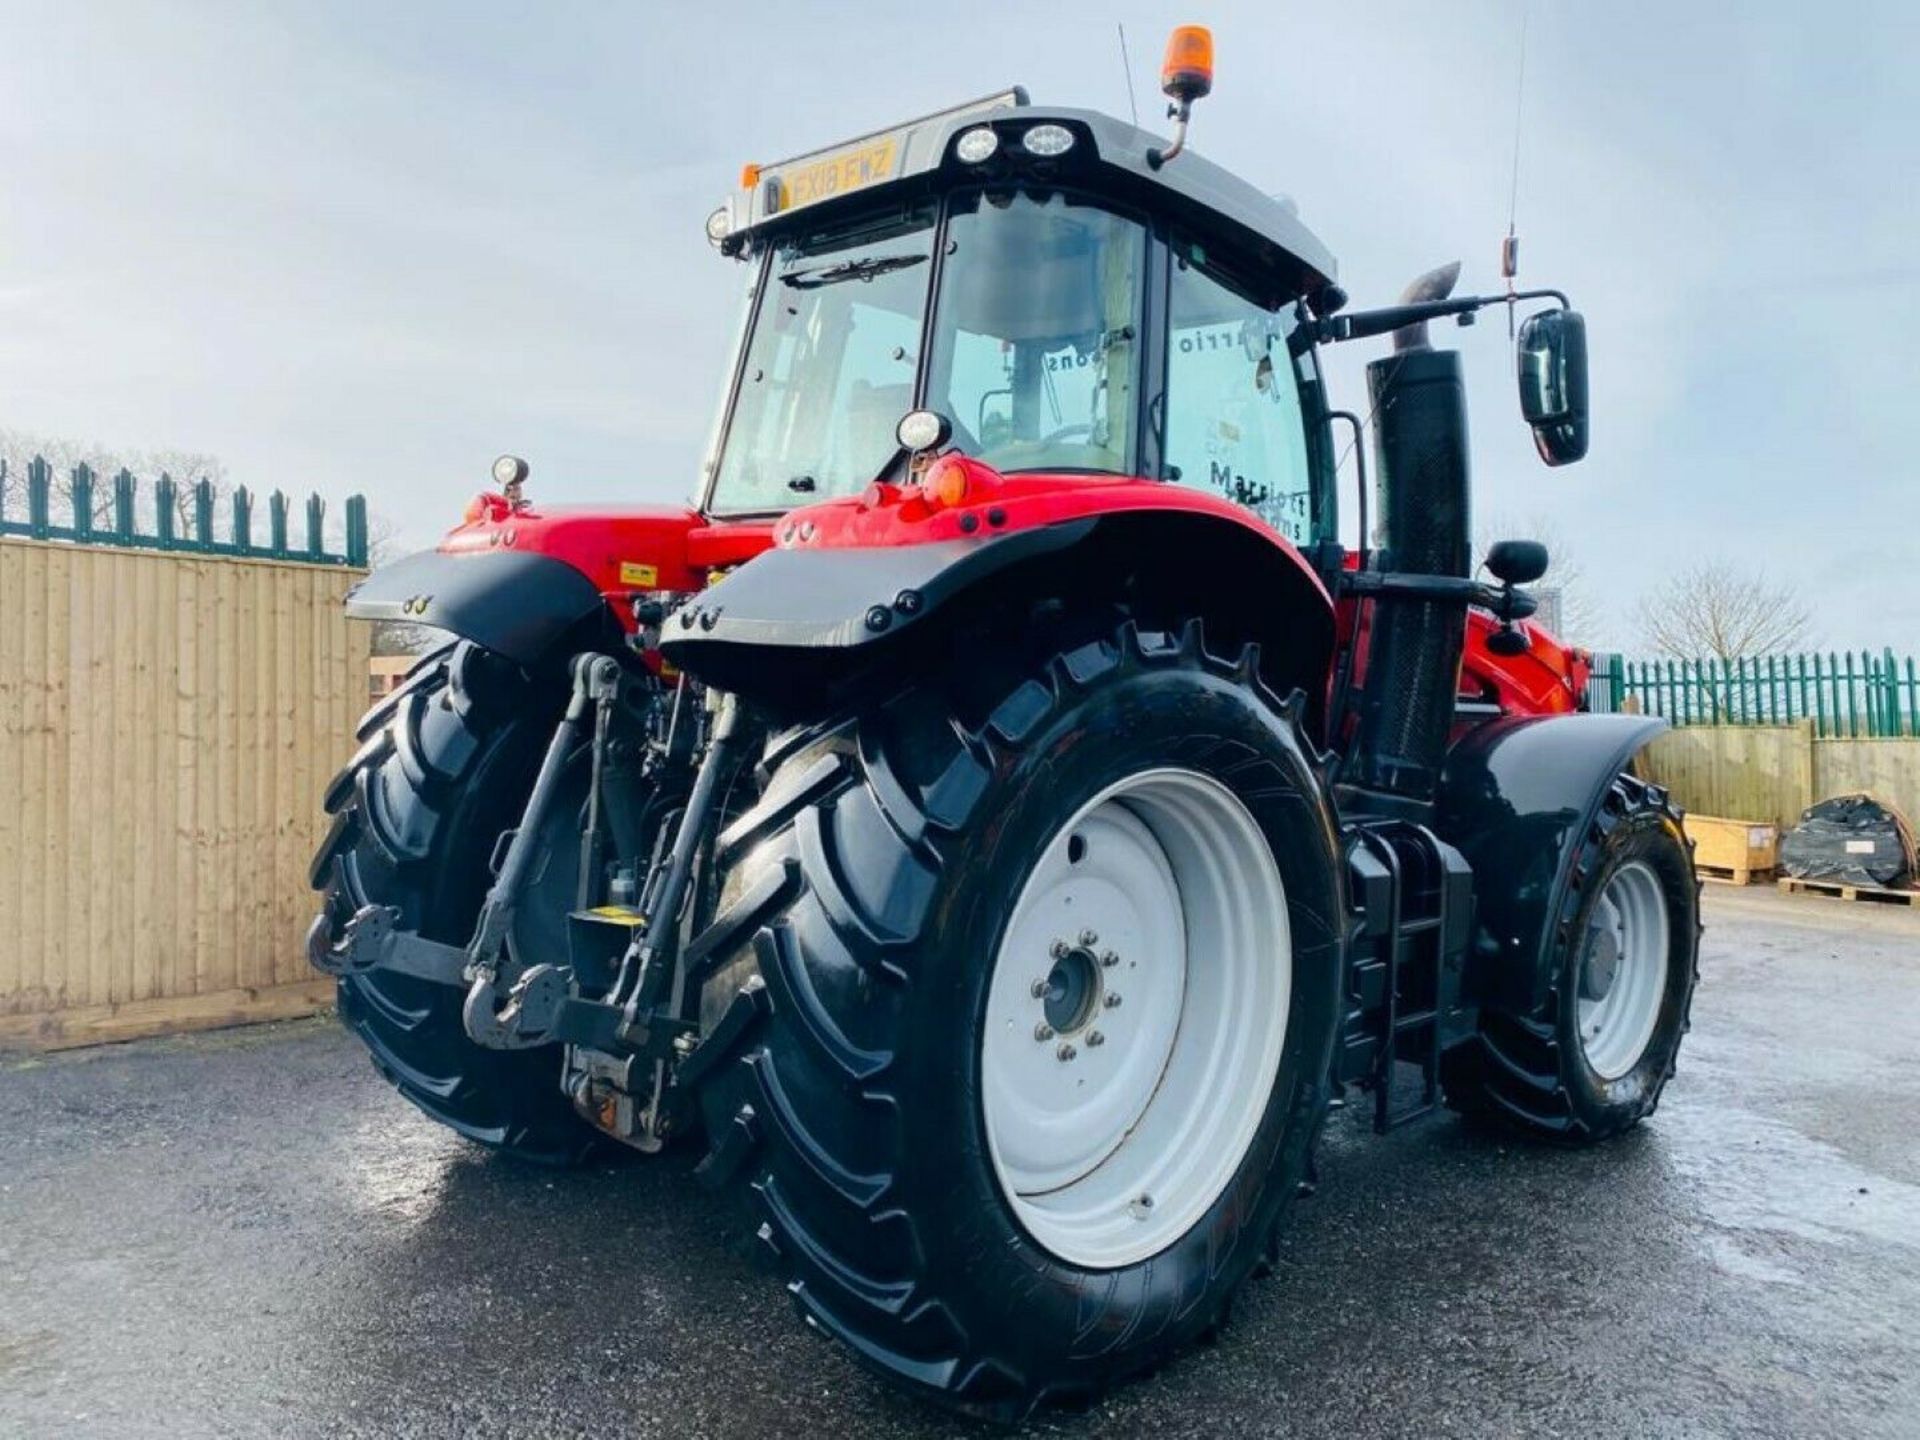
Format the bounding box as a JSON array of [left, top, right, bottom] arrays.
[[345, 548, 607, 666], [1433, 713, 1668, 1013]]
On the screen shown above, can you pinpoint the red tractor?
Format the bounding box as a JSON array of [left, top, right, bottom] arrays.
[[312, 28, 1697, 1419]]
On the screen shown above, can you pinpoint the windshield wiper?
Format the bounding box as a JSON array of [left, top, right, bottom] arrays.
[[781, 253, 927, 290]]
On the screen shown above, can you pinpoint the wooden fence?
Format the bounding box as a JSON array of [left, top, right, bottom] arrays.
[[1639, 722, 1920, 830], [0, 536, 367, 1048]]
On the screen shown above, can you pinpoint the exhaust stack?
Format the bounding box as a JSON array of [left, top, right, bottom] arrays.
[[1347, 263, 1473, 805]]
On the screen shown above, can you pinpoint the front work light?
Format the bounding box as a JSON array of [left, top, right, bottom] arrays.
[[896, 409, 953, 454], [955, 126, 1000, 164], [705, 205, 731, 247], [1021, 124, 1075, 157]]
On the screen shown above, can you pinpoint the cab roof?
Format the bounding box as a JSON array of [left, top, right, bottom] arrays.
[[721, 91, 1339, 305]]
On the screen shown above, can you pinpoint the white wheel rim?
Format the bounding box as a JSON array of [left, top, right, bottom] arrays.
[[980, 767, 1290, 1270], [1576, 859, 1670, 1080]]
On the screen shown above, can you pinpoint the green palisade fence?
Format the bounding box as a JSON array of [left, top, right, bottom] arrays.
[[1598, 651, 1918, 739], [0, 455, 367, 567]]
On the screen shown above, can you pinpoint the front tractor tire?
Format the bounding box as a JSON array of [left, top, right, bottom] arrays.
[[1443, 773, 1701, 1141], [310, 642, 600, 1165], [687, 623, 1344, 1418]]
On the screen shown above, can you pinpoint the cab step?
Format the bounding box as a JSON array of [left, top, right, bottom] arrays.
[[1338, 820, 1474, 1132]]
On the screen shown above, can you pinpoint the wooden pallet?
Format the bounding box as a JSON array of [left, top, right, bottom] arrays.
[[1776, 877, 1920, 907], [1698, 862, 1776, 887]]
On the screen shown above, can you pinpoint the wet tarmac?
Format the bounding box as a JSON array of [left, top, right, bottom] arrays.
[[2, 885, 1917, 1438]]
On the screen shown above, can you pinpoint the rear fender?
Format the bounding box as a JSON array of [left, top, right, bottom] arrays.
[[345, 548, 610, 667], [347, 504, 768, 669], [660, 503, 1337, 719], [1433, 713, 1668, 1013]]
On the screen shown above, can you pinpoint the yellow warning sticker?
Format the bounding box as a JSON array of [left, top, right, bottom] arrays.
[[619, 561, 659, 588], [586, 905, 647, 926]]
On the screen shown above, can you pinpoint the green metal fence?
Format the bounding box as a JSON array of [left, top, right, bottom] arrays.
[[1595, 651, 1918, 739], [0, 455, 367, 566]]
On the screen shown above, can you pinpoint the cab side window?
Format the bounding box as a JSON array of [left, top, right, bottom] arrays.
[[1163, 250, 1314, 544]]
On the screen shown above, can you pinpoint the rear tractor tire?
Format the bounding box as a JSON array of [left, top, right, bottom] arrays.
[[310, 641, 602, 1165], [1443, 773, 1701, 1141], [686, 622, 1345, 1419]]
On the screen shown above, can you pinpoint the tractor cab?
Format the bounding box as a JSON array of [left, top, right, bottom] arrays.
[[698, 87, 1342, 554]]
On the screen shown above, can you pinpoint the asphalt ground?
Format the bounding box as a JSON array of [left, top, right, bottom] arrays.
[[2, 885, 1917, 1439]]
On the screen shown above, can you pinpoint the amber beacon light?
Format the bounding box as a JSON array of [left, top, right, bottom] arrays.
[[1149, 26, 1214, 169], [1160, 25, 1214, 101]]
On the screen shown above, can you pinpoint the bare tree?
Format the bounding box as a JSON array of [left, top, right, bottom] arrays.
[[1634, 560, 1816, 660], [1474, 512, 1603, 642]]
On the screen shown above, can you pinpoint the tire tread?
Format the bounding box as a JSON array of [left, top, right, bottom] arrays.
[[310, 641, 597, 1166]]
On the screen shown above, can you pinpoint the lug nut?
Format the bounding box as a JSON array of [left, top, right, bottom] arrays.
[[1079, 929, 1098, 947], [1056, 1043, 1077, 1062], [1030, 978, 1047, 999], [1104, 992, 1122, 1009], [1034, 1023, 1054, 1042], [1100, 950, 1119, 968], [1050, 940, 1070, 960], [1086, 1030, 1105, 1047]]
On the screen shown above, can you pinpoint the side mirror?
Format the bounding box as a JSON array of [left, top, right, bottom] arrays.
[[1516, 309, 1589, 466], [1485, 539, 1550, 586]]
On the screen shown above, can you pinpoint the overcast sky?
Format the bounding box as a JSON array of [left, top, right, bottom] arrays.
[[3, 1, 1915, 649]]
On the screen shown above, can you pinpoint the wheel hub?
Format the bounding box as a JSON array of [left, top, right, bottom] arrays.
[[1575, 860, 1671, 1080], [981, 768, 1290, 1270], [1580, 915, 1622, 1001], [1041, 944, 1103, 1036]]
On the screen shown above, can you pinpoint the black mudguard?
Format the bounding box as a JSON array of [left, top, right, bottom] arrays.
[[658, 511, 1337, 719], [344, 548, 606, 667], [1433, 713, 1669, 1013], [658, 522, 1094, 695]]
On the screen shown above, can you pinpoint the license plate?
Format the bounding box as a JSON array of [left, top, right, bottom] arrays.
[[774, 138, 899, 212]]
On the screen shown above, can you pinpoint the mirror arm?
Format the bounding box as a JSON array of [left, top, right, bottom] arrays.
[[1339, 569, 1537, 622], [1309, 288, 1569, 346]]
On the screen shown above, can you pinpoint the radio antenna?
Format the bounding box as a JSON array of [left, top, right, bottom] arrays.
[[1501, 3, 1531, 336], [1117, 23, 1141, 127]]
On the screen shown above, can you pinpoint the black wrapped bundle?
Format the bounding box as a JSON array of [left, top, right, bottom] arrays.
[[1779, 794, 1916, 889]]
